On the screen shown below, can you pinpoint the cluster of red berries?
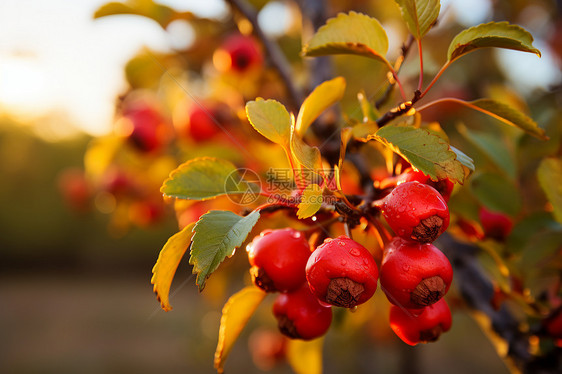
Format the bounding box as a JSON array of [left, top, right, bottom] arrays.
[[246, 228, 380, 340], [380, 177, 453, 345], [245, 172, 454, 345]]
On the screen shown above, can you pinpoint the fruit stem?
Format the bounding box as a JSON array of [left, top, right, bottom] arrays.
[[417, 38, 424, 92]]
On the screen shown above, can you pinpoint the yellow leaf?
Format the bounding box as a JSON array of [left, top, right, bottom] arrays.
[[151, 223, 195, 311], [296, 77, 346, 137], [287, 338, 324, 374], [246, 98, 292, 147], [297, 184, 323, 219], [214, 286, 266, 373]]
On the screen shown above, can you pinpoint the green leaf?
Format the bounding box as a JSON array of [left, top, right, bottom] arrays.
[[374, 125, 465, 183], [394, 0, 440, 39], [302, 12, 390, 65], [457, 124, 515, 179], [297, 184, 323, 219], [469, 99, 547, 140], [190, 210, 261, 291], [161, 157, 258, 200], [214, 287, 266, 374], [537, 158, 562, 224], [296, 77, 346, 137], [151, 223, 195, 312], [470, 172, 521, 216], [287, 338, 325, 374], [246, 99, 292, 147], [450, 145, 475, 176], [447, 21, 541, 62]]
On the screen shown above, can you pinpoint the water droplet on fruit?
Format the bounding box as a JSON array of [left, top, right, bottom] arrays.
[[341, 259, 347, 266], [349, 248, 361, 256], [403, 264, 410, 271], [339, 241, 346, 246]]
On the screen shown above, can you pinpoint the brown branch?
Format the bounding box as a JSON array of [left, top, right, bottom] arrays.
[[437, 233, 535, 371], [224, 0, 304, 110]]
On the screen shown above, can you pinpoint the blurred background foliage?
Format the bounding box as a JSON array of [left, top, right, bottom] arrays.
[[1, 0, 561, 373]]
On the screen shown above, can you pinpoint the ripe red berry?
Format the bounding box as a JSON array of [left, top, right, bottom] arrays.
[[247, 228, 311, 293], [479, 207, 513, 241], [399, 168, 455, 202], [306, 236, 378, 308], [248, 329, 287, 370], [382, 181, 450, 243], [214, 34, 263, 73], [380, 237, 453, 309], [389, 298, 452, 345], [272, 284, 332, 340], [543, 308, 562, 340], [186, 105, 221, 141], [120, 102, 168, 153]]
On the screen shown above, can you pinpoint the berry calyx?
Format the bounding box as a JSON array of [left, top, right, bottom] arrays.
[[272, 285, 332, 340], [306, 235, 378, 308], [389, 298, 452, 345], [382, 181, 450, 243], [247, 228, 311, 293], [479, 207, 513, 241], [380, 237, 453, 309]]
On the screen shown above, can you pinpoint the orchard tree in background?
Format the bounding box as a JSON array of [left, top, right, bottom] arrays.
[[65, 0, 562, 372]]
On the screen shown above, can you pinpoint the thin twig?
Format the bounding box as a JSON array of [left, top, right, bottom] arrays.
[[225, 0, 304, 110], [375, 35, 415, 109]]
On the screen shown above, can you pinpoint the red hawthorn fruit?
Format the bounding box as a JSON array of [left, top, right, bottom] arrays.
[[214, 34, 263, 73], [100, 167, 136, 197], [186, 104, 221, 141], [390, 298, 452, 345], [247, 228, 311, 293], [129, 199, 165, 227], [544, 308, 562, 340], [399, 168, 455, 202], [380, 237, 453, 309], [479, 207, 513, 241], [306, 235, 379, 308], [57, 168, 91, 213], [120, 102, 168, 153], [272, 284, 332, 340], [248, 329, 287, 370], [382, 181, 450, 243]]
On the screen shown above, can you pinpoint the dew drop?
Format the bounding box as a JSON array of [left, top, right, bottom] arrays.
[[339, 241, 346, 246], [349, 248, 361, 257], [341, 259, 347, 266]]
